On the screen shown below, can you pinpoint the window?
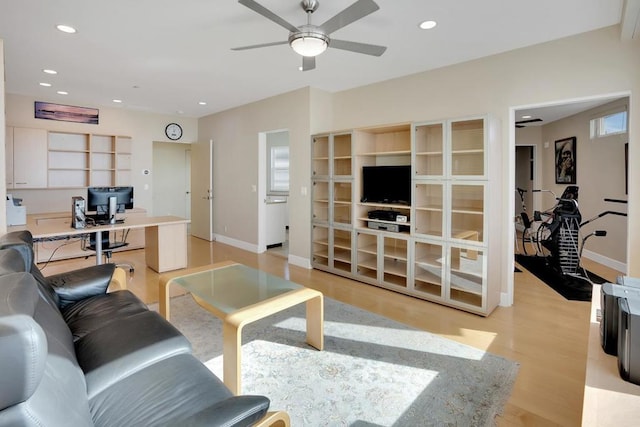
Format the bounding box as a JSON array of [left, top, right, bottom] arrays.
[[269, 146, 289, 193], [590, 110, 628, 138]]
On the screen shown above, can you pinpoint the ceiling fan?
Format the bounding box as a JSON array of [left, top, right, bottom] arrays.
[[232, 0, 387, 71]]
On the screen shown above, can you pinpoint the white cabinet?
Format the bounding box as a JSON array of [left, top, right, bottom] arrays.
[[412, 117, 491, 313], [311, 132, 354, 275], [265, 198, 287, 246], [311, 115, 499, 316], [5, 127, 132, 189], [7, 127, 48, 189]]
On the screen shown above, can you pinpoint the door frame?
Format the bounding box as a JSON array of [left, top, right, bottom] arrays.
[[257, 129, 289, 253], [507, 91, 631, 306]]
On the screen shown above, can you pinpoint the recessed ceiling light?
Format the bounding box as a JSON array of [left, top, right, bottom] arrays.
[[57, 91, 68, 95], [522, 115, 532, 119], [113, 99, 122, 103], [419, 20, 437, 30], [39, 82, 52, 87], [43, 69, 57, 74], [198, 101, 207, 106], [56, 24, 77, 34]]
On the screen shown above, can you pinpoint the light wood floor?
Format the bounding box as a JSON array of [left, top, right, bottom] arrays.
[[41, 237, 621, 427]]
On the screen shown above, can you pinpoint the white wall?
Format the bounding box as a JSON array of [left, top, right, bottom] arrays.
[[198, 87, 311, 262], [328, 25, 640, 288], [4, 93, 197, 216], [198, 26, 640, 292], [540, 98, 629, 266]]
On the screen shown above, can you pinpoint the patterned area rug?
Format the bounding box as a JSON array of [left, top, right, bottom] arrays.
[[150, 295, 518, 426]]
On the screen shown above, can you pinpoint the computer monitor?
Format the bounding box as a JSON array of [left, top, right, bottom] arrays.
[[87, 186, 134, 219]]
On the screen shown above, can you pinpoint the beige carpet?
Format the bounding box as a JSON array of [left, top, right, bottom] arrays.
[[150, 295, 519, 426]]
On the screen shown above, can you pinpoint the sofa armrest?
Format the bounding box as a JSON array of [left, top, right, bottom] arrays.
[[178, 395, 270, 427], [46, 264, 116, 309]]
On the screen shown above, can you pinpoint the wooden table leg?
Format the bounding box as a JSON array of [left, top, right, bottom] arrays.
[[223, 321, 242, 395], [159, 280, 171, 320], [306, 293, 324, 351]]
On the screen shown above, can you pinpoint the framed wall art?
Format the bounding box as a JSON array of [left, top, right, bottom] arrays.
[[35, 101, 99, 124], [555, 136, 576, 184]]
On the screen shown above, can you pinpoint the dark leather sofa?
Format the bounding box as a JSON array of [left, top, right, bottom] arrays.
[[0, 230, 288, 427]]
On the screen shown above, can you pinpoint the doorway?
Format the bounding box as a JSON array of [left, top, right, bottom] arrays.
[[258, 130, 290, 257], [509, 93, 631, 300], [515, 145, 535, 215], [152, 141, 191, 218]]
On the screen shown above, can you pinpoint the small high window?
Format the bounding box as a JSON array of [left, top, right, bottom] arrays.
[[590, 110, 628, 138]]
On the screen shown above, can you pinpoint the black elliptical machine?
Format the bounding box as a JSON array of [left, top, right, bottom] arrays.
[[516, 185, 627, 283]]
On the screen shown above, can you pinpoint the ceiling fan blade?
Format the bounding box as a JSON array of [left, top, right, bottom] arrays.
[[231, 40, 288, 51], [330, 39, 386, 56], [238, 0, 299, 33], [302, 56, 316, 71], [320, 0, 380, 34], [515, 118, 543, 125]]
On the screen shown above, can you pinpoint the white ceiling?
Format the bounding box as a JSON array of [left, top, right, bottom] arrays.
[[0, 0, 626, 118]]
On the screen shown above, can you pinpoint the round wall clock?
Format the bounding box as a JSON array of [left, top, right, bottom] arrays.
[[165, 123, 183, 141]]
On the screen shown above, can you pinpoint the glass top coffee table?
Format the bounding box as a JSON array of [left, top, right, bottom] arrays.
[[159, 260, 324, 395]]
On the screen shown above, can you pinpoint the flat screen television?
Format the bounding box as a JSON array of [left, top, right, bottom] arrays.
[[361, 165, 411, 205], [87, 186, 134, 217]]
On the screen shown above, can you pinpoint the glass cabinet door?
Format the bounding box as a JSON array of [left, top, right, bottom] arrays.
[[450, 183, 484, 244], [413, 240, 444, 298], [382, 236, 408, 288], [414, 122, 444, 177], [312, 135, 329, 177], [333, 181, 352, 225], [332, 228, 352, 273], [450, 118, 484, 177], [312, 180, 330, 223], [333, 133, 352, 177], [414, 182, 444, 237], [311, 225, 329, 267], [448, 244, 484, 308], [355, 231, 378, 281]]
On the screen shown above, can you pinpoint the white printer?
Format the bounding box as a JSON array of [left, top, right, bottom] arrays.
[[6, 194, 27, 226]]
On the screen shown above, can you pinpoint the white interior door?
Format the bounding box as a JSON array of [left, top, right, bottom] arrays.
[[152, 141, 190, 217], [191, 140, 213, 240]]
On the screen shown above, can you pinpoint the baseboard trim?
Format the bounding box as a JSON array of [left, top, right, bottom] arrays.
[[288, 254, 311, 269], [582, 249, 626, 273], [213, 234, 259, 253], [500, 292, 512, 307], [212, 234, 311, 269]]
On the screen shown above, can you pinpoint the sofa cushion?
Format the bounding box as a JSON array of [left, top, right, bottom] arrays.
[[62, 290, 151, 340], [89, 353, 270, 427], [75, 310, 192, 398], [48, 263, 115, 309]]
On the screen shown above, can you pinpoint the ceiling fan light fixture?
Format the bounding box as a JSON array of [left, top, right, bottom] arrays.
[[289, 31, 329, 57]]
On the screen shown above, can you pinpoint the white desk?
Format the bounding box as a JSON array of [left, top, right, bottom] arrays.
[[582, 284, 640, 426], [9, 213, 190, 273]]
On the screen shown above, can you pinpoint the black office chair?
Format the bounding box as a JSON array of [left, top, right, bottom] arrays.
[[84, 230, 135, 274]]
